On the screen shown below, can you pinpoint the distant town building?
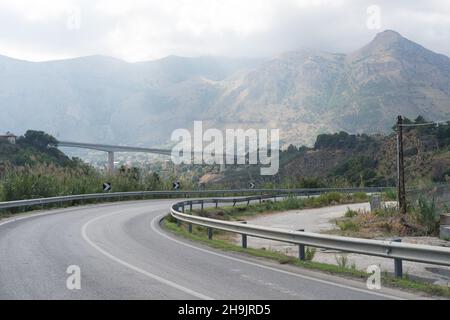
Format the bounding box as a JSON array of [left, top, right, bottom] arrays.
[[0, 132, 17, 144]]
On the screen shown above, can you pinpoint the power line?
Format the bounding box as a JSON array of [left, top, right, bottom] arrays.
[[400, 119, 450, 127]]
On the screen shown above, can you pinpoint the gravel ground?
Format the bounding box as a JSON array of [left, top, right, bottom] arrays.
[[232, 203, 450, 287]]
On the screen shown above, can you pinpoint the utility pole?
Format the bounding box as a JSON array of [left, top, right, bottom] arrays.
[[397, 115, 407, 215]]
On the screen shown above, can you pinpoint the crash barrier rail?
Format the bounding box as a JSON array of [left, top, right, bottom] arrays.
[[170, 194, 450, 279], [0, 187, 389, 210]]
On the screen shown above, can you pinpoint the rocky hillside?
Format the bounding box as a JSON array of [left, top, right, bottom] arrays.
[[1, 30, 450, 147], [205, 30, 450, 145], [209, 117, 450, 188]]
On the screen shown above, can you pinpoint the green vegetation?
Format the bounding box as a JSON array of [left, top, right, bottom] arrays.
[[383, 188, 397, 201], [344, 208, 359, 218], [314, 131, 377, 151], [304, 247, 316, 261], [163, 218, 450, 298], [0, 164, 165, 202], [333, 197, 444, 238], [331, 156, 381, 186], [0, 130, 195, 205], [335, 254, 349, 268], [216, 115, 450, 189], [0, 130, 76, 168], [412, 197, 440, 236], [337, 219, 360, 232]]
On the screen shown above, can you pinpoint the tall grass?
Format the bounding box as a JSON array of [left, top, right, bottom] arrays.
[[413, 196, 440, 235], [0, 164, 169, 202]]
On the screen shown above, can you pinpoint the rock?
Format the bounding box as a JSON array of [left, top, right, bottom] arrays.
[[440, 214, 450, 240], [370, 195, 382, 212], [440, 226, 450, 240]]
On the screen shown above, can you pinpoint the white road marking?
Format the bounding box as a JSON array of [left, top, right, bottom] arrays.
[[0, 211, 59, 227], [152, 214, 405, 300], [81, 212, 213, 300]]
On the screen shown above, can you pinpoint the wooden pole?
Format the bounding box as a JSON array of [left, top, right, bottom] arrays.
[[397, 116, 407, 215]]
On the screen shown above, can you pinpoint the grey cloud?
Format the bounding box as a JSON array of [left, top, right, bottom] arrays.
[[0, 0, 450, 62]]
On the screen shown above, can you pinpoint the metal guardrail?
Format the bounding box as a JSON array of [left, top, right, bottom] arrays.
[[0, 187, 389, 210], [170, 195, 450, 278]]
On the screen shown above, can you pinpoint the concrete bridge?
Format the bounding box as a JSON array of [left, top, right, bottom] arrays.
[[58, 141, 172, 172], [58, 141, 248, 173]]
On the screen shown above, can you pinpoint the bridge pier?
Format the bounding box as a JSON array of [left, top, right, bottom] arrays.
[[108, 151, 115, 173]]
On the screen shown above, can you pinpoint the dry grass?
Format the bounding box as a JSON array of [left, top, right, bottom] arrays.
[[332, 204, 441, 238]]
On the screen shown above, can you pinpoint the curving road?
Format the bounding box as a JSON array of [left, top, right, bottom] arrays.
[[0, 199, 423, 300]]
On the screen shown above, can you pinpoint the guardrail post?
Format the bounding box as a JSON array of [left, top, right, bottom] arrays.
[[207, 227, 213, 240], [393, 238, 403, 278], [299, 244, 306, 261], [297, 229, 305, 261], [201, 200, 204, 213], [188, 202, 193, 233], [240, 221, 248, 248], [215, 200, 218, 208], [189, 202, 193, 212]]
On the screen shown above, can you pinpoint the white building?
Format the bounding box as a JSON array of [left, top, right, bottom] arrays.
[[0, 132, 17, 144]]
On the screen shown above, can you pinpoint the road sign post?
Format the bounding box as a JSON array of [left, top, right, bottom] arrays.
[[173, 182, 181, 190], [103, 182, 112, 192]]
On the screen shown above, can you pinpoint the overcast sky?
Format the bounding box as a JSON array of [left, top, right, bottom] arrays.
[[1, 0, 450, 62]]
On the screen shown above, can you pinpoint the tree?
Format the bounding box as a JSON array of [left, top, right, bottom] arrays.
[[287, 144, 298, 153], [19, 130, 58, 151]]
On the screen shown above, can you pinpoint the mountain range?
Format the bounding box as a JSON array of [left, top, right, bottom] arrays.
[[1, 30, 450, 147]]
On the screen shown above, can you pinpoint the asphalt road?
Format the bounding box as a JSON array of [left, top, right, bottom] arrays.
[[0, 199, 424, 300]]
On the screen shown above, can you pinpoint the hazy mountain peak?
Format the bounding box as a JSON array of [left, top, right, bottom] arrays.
[[347, 30, 426, 63], [361, 30, 409, 53], [1, 30, 450, 147], [372, 30, 403, 43]]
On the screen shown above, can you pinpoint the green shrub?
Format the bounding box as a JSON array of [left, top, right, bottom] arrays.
[[344, 208, 359, 218], [414, 196, 440, 235], [353, 192, 368, 201], [374, 206, 397, 217], [338, 219, 360, 232], [384, 188, 397, 201], [324, 192, 342, 204], [305, 247, 316, 261], [280, 196, 304, 210], [335, 254, 349, 268], [166, 214, 177, 224]]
